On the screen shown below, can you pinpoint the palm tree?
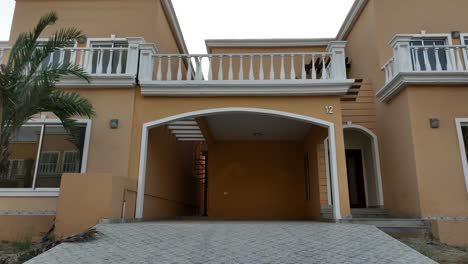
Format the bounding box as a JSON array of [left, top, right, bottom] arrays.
[[0, 12, 95, 177]]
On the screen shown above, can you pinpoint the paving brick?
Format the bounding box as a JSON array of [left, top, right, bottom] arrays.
[[26, 221, 435, 264]]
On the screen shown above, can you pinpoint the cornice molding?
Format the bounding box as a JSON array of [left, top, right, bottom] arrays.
[[160, 0, 189, 54], [377, 72, 468, 102], [336, 0, 369, 40], [57, 75, 136, 88], [205, 38, 333, 52], [140, 80, 354, 96]]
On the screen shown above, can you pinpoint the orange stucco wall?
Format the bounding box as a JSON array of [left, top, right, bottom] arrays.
[[143, 126, 201, 219], [207, 141, 306, 219], [54, 173, 136, 238], [304, 126, 329, 219]]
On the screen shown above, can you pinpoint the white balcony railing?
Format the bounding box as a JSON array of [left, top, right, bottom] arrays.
[[0, 44, 139, 77], [383, 36, 468, 83], [149, 52, 334, 82], [139, 41, 350, 89]]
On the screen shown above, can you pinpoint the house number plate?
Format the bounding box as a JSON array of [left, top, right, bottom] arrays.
[[325, 105, 335, 114]]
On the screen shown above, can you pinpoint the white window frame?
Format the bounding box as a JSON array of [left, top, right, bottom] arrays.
[[6, 159, 26, 180], [455, 118, 468, 193], [0, 118, 92, 197]]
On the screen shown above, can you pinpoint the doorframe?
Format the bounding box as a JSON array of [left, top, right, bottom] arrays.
[[136, 107, 343, 220], [343, 122, 384, 207]]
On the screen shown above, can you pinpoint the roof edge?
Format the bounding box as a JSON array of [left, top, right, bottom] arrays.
[[160, 0, 189, 54], [205, 38, 333, 52], [336, 0, 369, 40]]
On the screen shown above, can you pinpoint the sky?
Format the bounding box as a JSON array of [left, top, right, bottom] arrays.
[[0, 0, 354, 53]]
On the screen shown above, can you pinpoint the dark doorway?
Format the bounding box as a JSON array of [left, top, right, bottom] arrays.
[[345, 149, 366, 208]]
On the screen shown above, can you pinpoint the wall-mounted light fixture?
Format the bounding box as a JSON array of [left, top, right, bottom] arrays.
[[452, 31, 461, 39], [76, 35, 87, 44], [429, 118, 439, 129], [110, 119, 119, 129]]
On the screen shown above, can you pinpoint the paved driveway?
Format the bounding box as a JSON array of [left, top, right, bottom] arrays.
[[27, 221, 435, 263]]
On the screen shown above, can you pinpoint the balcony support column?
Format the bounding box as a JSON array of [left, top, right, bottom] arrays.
[[138, 43, 158, 82], [389, 35, 413, 74], [326, 41, 348, 80]]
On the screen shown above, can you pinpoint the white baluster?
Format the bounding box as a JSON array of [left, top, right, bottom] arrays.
[[208, 55, 213, 81], [59, 49, 65, 64], [422, 47, 431, 71], [455, 47, 464, 71], [434, 46, 442, 71], [301, 54, 306, 80], [249, 55, 254, 80], [156, 56, 162, 80], [259, 55, 264, 80], [445, 47, 454, 71], [196, 56, 202, 80], [269, 54, 274, 80], [48, 51, 53, 66], [321, 54, 327, 80], [86, 50, 93, 73], [69, 48, 76, 65], [239, 55, 244, 80], [106, 48, 113, 73], [413, 48, 421, 71], [79, 49, 85, 67], [280, 54, 285, 80], [187, 56, 192, 80], [464, 47, 468, 71], [311, 55, 316, 80], [0, 49, 3, 63], [98, 49, 104, 74], [177, 56, 182, 81], [116, 49, 122, 74], [228, 55, 233, 80], [218, 55, 223, 80], [166, 56, 172, 80], [290, 54, 295, 80]]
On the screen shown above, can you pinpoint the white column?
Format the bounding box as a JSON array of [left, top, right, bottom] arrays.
[[138, 43, 157, 82], [326, 41, 348, 80], [389, 35, 413, 74], [127, 37, 147, 76]]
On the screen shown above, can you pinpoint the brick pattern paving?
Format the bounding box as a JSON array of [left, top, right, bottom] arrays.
[[27, 221, 435, 264]]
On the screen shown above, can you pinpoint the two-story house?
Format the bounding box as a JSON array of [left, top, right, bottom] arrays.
[[0, 0, 467, 247]]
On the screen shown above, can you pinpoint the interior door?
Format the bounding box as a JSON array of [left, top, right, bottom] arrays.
[[345, 149, 366, 208]]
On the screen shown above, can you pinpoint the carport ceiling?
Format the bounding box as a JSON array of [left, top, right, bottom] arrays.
[[206, 113, 312, 141]]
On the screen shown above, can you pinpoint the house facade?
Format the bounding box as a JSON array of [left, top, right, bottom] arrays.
[[1, 0, 468, 246]]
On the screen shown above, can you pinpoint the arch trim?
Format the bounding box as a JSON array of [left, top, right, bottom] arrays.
[[136, 107, 342, 219]]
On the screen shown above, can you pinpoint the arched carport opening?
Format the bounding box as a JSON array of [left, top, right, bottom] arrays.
[[136, 107, 342, 220], [343, 123, 384, 208]]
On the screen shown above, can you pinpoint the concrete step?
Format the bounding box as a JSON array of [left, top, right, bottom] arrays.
[[341, 218, 431, 237], [351, 208, 390, 218]]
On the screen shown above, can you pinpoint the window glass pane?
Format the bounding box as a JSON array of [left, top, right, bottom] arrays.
[[91, 42, 128, 74], [0, 126, 42, 188], [410, 39, 447, 71], [462, 126, 468, 160], [35, 125, 86, 188]]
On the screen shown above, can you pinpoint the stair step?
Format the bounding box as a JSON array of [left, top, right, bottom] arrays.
[[341, 218, 429, 228]]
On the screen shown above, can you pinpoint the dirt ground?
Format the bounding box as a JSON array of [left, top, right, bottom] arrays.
[[398, 237, 468, 264], [0, 241, 39, 264]]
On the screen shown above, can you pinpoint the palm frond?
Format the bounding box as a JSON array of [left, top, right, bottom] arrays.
[[42, 228, 102, 252]]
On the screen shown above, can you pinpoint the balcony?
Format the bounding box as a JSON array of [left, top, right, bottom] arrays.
[[138, 41, 354, 96], [378, 35, 468, 102], [0, 38, 143, 88]]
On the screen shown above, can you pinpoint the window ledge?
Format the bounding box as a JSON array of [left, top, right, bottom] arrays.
[[0, 188, 59, 197]]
